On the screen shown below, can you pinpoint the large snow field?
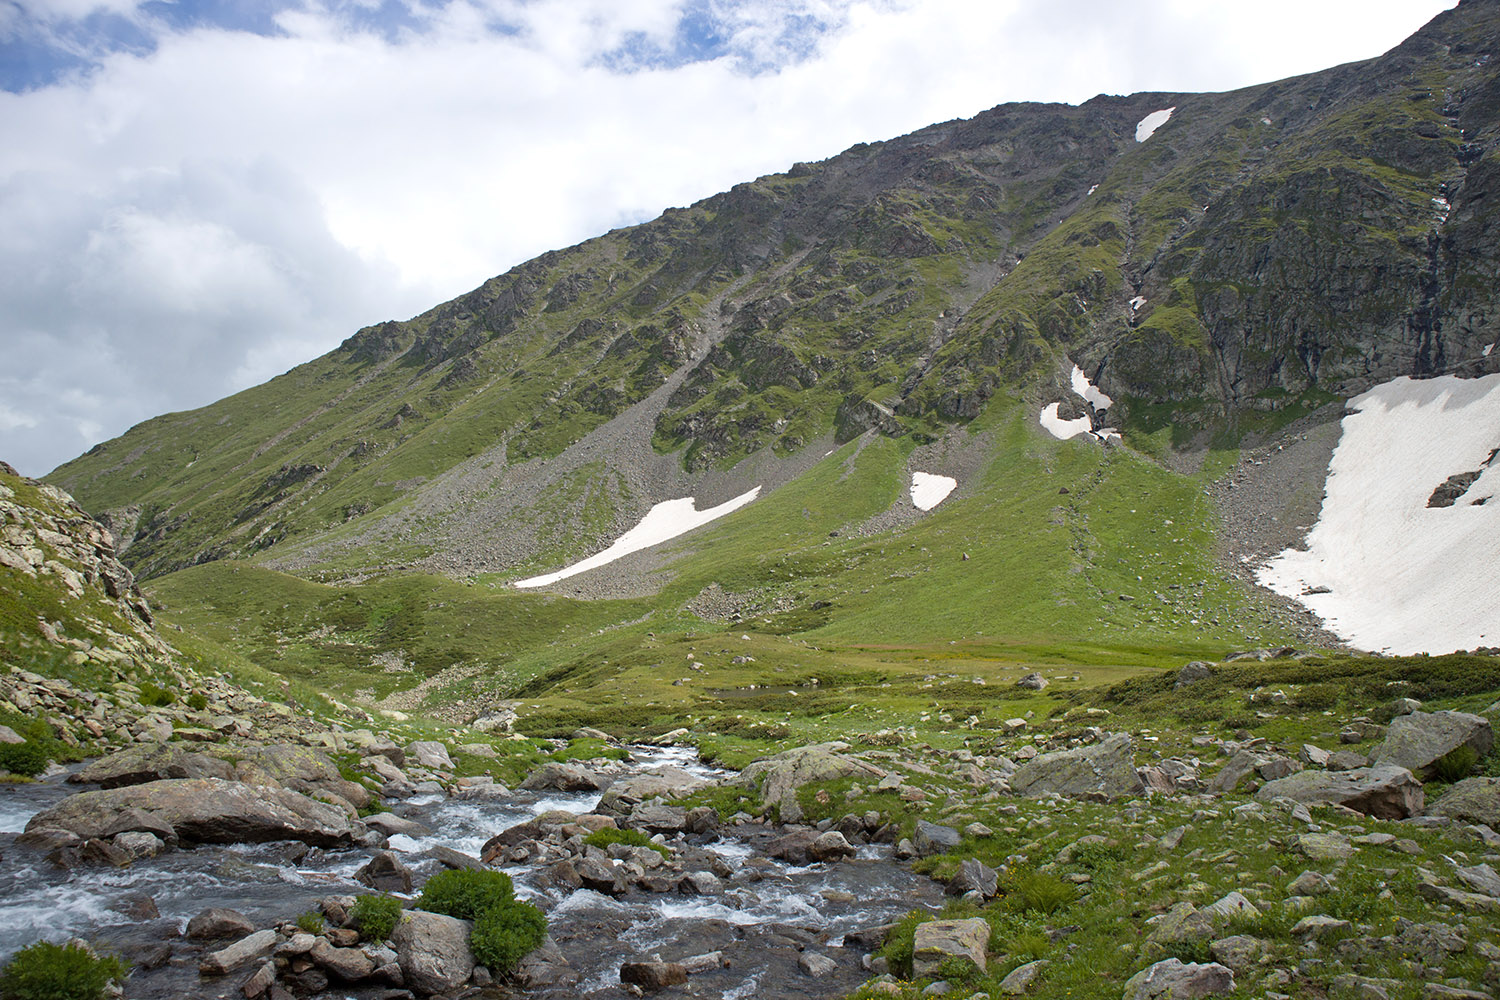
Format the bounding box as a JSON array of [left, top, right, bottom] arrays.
[[910, 472, 957, 511], [514, 486, 761, 588], [1257, 373, 1500, 654]]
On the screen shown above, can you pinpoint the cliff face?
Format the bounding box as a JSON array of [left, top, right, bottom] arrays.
[[41, 1, 1500, 580]]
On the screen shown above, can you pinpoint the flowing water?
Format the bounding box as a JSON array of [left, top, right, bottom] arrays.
[[0, 747, 942, 998]]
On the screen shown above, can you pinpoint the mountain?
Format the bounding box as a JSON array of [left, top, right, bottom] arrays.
[[34, 2, 1500, 725]]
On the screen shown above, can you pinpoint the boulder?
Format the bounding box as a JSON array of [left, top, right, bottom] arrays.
[[362, 813, 432, 839], [1428, 777, 1500, 827], [200, 929, 279, 976], [391, 911, 474, 995], [513, 936, 579, 990], [309, 939, 376, 982], [518, 762, 611, 793], [948, 858, 999, 899], [69, 743, 233, 788], [799, 951, 838, 977], [1175, 662, 1213, 688], [1000, 959, 1049, 995], [913, 918, 989, 977], [1371, 711, 1493, 780], [913, 820, 962, 857], [233, 744, 371, 812], [1016, 672, 1049, 690], [188, 907, 255, 940], [765, 829, 820, 865], [1255, 765, 1424, 819], [620, 961, 687, 990], [1010, 733, 1145, 801], [808, 831, 857, 862], [26, 778, 359, 848], [630, 804, 688, 833], [596, 767, 711, 818], [424, 845, 486, 872], [355, 851, 414, 893], [1122, 958, 1235, 999], [728, 743, 885, 823]]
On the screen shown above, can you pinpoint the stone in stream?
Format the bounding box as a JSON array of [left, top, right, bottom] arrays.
[[309, 938, 376, 981], [187, 907, 256, 939], [362, 813, 432, 839], [513, 936, 580, 989], [912, 918, 989, 978], [766, 829, 821, 865], [596, 767, 712, 819], [391, 910, 474, 994], [518, 761, 611, 792], [728, 743, 886, 823], [1121, 958, 1234, 999], [200, 929, 279, 975], [808, 830, 857, 862], [799, 951, 838, 977], [620, 961, 688, 990], [231, 744, 371, 811], [1255, 765, 1424, 819], [26, 778, 361, 848], [423, 845, 485, 871], [355, 850, 414, 893], [1371, 711, 1493, 780]]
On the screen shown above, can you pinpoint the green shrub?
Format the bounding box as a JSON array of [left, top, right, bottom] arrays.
[[1005, 871, 1077, 915], [583, 827, 670, 860], [185, 693, 209, 711], [415, 869, 516, 921], [1433, 745, 1479, 784], [137, 682, 175, 707], [0, 940, 129, 1000], [350, 895, 403, 942], [1325, 867, 1395, 924], [0, 741, 49, 778], [469, 901, 547, 974], [295, 911, 325, 934]]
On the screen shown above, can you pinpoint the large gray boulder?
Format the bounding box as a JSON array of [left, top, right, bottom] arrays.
[[1255, 765, 1424, 819], [1122, 958, 1235, 999], [912, 918, 989, 978], [233, 743, 371, 812], [26, 778, 360, 847], [1371, 711, 1493, 780], [728, 743, 886, 823], [1429, 777, 1500, 827], [596, 767, 712, 818], [391, 910, 474, 994], [1010, 734, 1145, 801], [69, 743, 233, 788], [518, 762, 611, 793]]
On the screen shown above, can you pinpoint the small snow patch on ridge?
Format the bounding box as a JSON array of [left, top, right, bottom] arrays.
[[1040, 403, 1094, 441], [1070, 365, 1113, 411], [910, 472, 957, 511], [515, 487, 762, 588], [1257, 373, 1500, 654], [1135, 107, 1175, 142]]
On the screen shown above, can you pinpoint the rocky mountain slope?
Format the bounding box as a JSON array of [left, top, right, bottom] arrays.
[[44, 1, 1500, 597]]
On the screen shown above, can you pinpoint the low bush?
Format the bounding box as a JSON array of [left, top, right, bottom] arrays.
[[0, 940, 129, 1000], [415, 869, 516, 920], [583, 827, 669, 860], [295, 911, 325, 934], [185, 692, 209, 711], [0, 740, 49, 778], [469, 901, 547, 974], [350, 895, 403, 942], [137, 681, 175, 707], [1004, 870, 1077, 915], [1433, 745, 1479, 784]]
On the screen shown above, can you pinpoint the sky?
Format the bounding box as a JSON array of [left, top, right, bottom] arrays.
[[0, 0, 1460, 477]]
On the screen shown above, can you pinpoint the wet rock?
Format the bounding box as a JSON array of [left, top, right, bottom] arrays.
[[678, 870, 723, 895], [391, 910, 474, 995], [576, 856, 627, 895], [1255, 765, 1424, 819], [1122, 958, 1234, 999], [69, 743, 233, 788], [424, 845, 485, 871], [241, 960, 275, 999], [111, 830, 164, 859], [519, 762, 611, 792], [620, 960, 688, 990], [766, 829, 820, 864], [14, 827, 80, 851], [201, 929, 280, 976], [597, 767, 712, 818], [513, 936, 579, 990], [1000, 958, 1050, 994], [631, 804, 688, 833], [27, 778, 360, 848], [1010, 733, 1145, 801], [188, 907, 256, 940], [1429, 777, 1500, 827], [912, 918, 989, 978], [356, 851, 414, 893], [110, 891, 160, 921], [363, 813, 432, 839], [809, 830, 857, 862], [799, 951, 838, 977], [729, 743, 885, 823], [1371, 711, 1493, 780]]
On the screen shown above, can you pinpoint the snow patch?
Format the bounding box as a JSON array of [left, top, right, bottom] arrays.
[[1070, 365, 1112, 411], [1257, 373, 1500, 654], [1135, 107, 1175, 142], [1260, 116, 1273, 126], [1486, 343, 1495, 357], [1129, 296, 1147, 312], [1087, 184, 1098, 196], [514, 487, 762, 588], [910, 472, 957, 511], [1040, 403, 1095, 441]]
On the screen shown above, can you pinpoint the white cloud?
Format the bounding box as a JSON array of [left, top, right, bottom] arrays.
[[0, 0, 1459, 476]]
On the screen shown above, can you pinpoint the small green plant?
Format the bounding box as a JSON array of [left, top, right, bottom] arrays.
[[294, 911, 326, 934], [0, 740, 49, 778], [1433, 745, 1479, 784], [415, 869, 516, 920], [0, 940, 129, 1000], [583, 827, 670, 860], [1006, 870, 1078, 915], [469, 901, 547, 974], [349, 895, 403, 942], [137, 681, 175, 707], [185, 692, 209, 711]]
